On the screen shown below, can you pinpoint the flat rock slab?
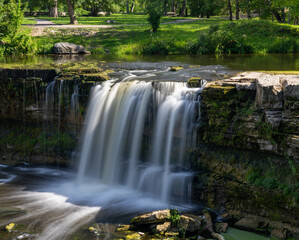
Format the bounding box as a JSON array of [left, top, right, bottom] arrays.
[[131, 210, 170, 225], [53, 42, 90, 54]]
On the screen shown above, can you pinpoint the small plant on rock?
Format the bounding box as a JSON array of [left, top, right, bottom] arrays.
[[168, 208, 181, 227]]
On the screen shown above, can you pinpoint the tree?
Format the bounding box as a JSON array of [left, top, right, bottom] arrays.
[[179, 0, 187, 16], [236, 0, 239, 20], [145, 0, 163, 32], [228, 0, 233, 20], [66, 0, 78, 24], [49, 0, 58, 17]]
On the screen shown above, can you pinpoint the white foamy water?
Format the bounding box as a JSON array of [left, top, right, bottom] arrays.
[[78, 79, 206, 202]]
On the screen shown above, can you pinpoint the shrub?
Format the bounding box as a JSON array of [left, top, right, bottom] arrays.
[[0, 0, 36, 55], [142, 37, 173, 54], [189, 28, 254, 55], [269, 37, 297, 53], [147, 9, 161, 32]]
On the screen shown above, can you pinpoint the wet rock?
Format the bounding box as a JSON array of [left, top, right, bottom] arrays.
[[16, 233, 35, 239], [188, 77, 203, 88], [271, 228, 287, 239], [234, 216, 267, 231], [265, 110, 282, 127], [155, 222, 171, 232], [170, 66, 183, 71], [215, 222, 228, 233], [125, 232, 141, 240], [131, 210, 170, 226], [53, 42, 91, 54], [116, 224, 130, 231], [197, 236, 207, 239], [165, 231, 179, 237], [179, 214, 203, 232]]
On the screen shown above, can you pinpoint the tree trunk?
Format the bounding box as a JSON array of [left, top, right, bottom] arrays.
[[236, 0, 239, 20], [247, 0, 251, 18], [179, 0, 187, 17], [282, 8, 285, 23], [228, 0, 233, 21], [265, 0, 282, 23], [126, 1, 130, 14], [130, 3, 135, 13], [172, 0, 177, 13], [272, 9, 283, 23], [66, 0, 78, 24], [91, 4, 98, 16], [164, 0, 168, 16], [49, 0, 58, 18]]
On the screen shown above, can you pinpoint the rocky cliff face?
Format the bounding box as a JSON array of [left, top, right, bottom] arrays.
[[199, 72, 298, 159], [0, 64, 110, 165], [196, 72, 299, 238]]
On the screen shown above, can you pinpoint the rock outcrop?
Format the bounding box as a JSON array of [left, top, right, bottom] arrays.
[[53, 42, 91, 54], [195, 72, 299, 239], [198, 72, 298, 159]]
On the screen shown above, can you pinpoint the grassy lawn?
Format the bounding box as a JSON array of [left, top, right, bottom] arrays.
[[33, 17, 298, 55], [35, 13, 192, 25], [22, 18, 37, 24]]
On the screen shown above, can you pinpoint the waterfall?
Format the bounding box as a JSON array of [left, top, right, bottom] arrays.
[[77, 80, 205, 203], [71, 84, 79, 135]]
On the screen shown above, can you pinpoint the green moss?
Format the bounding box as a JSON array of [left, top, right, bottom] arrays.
[[187, 77, 202, 88], [38, 132, 76, 155], [170, 66, 183, 72]]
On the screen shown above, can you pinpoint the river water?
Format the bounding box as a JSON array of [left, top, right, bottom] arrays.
[[1, 54, 295, 239]]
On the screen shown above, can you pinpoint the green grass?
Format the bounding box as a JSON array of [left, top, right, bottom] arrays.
[[35, 13, 191, 25], [22, 18, 37, 24], [28, 16, 299, 55]]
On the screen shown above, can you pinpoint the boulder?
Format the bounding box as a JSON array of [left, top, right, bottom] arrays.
[[179, 214, 203, 232], [271, 228, 287, 239], [215, 222, 229, 233], [131, 210, 170, 226], [53, 42, 90, 54], [234, 216, 268, 231]]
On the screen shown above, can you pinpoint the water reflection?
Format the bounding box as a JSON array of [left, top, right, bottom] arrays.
[[0, 54, 298, 71]]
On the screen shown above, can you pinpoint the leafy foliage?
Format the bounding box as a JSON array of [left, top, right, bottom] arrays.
[[147, 9, 162, 32], [168, 209, 181, 227], [0, 0, 36, 55], [145, 0, 163, 32]]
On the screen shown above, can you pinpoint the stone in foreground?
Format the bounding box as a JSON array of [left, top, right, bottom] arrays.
[[53, 42, 91, 54], [131, 210, 170, 225]]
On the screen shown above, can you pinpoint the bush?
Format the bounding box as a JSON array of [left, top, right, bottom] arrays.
[[147, 9, 161, 32], [189, 25, 254, 55], [0, 0, 36, 55], [142, 37, 173, 54], [269, 38, 297, 53]]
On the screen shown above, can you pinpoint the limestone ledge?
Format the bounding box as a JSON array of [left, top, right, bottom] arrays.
[[199, 72, 299, 159]]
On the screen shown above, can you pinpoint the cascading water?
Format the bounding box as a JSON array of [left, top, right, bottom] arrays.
[[71, 84, 80, 135], [78, 79, 206, 203]]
